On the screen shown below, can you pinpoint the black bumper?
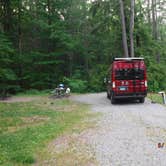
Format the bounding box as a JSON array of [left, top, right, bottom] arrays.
[[113, 92, 147, 99]]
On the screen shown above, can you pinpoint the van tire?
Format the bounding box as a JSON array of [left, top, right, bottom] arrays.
[[140, 98, 145, 103], [111, 95, 116, 104], [107, 92, 110, 99]]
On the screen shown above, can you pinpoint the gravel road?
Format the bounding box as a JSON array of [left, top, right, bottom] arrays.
[[71, 93, 166, 166]]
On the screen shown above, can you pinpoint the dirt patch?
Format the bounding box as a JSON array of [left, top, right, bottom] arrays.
[[34, 99, 81, 112], [48, 135, 73, 154], [45, 104, 79, 112], [34, 111, 99, 166], [1, 116, 50, 134], [35, 132, 98, 166], [0, 96, 39, 103], [21, 116, 50, 123]]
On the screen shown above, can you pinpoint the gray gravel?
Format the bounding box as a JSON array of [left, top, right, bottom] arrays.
[[71, 93, 166, 166]]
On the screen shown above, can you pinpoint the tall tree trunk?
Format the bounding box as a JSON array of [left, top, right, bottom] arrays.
[[18, 0, 22, 55], [147, 0, 151, 25], [3, 0, 11, 34], [157, 0, 161, 40], [130, 0, 135, 57], [47, 0, 51, 25], [47, 0, 52, 52], [154, 0, 158, 39], [119, 0, 129, 58], [69, 53, 73, 77], [0, 1, 2, 31], [152, 0, 160, 63], [152, 0, 157, 40], [18, 0, 23, 87]]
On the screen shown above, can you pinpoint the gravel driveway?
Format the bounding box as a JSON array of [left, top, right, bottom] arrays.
[[71, 93, 166, 166]]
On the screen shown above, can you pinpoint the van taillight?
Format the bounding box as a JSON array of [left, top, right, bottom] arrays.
[[145, 80, 147, 87], [112, 81, 116, 88]]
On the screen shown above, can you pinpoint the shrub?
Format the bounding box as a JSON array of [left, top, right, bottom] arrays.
[[64, 77, 87, 93]]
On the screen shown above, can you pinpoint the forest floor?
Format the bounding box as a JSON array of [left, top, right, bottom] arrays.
[[0, 96, 39, 103]]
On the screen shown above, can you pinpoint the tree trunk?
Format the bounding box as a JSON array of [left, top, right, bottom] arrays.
[[47, 0, 51, 25], [147, 0, 151, 25], [18, 0, 23, 87], [47, 0, 52, 52], [3, 0, 12, 34], [152, 0, 160, 63], [157, 0, 162, 40], [152, 0, 157, 40], [154, 0, 158, 39], [18, 0, 22, 55], [119, 0, 129, 58], [130, 0, 135, 57], [69, 53, 73, 77]]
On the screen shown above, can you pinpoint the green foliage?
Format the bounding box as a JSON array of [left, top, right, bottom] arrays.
[[0, 0, 165, 94], [88, 64, 108, 92], [0, 33, 17, 98], [64, 72, 88, 93], [147, 62, 166, 92], [149, 92, 166, 104], [66, 78, 87, 93]]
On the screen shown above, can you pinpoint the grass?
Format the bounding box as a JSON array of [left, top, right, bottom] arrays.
[[0, 96, 90, 165], [148, 92, 165, 104]]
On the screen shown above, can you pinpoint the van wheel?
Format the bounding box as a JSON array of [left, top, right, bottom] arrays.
[[140, 98, 145, 103], [107, 92, 110, 99], [111, 95, 116, 104]]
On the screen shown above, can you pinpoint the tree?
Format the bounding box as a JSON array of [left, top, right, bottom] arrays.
[[0, 0, 165, 95], [0, 33, 16, 98], [152, 0, 158, 40], [130, 0, 135, 57], [1, 0, 12, 34], [119, 0, 129, 57]]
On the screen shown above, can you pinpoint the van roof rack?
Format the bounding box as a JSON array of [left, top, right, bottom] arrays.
[[114, 57, 144, 61]]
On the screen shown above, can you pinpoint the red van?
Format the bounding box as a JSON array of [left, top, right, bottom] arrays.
[[106, 58, 147, 104]]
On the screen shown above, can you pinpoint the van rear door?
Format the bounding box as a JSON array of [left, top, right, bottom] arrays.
[[114, 60, 145, 94], [132, 60, 146, 93]]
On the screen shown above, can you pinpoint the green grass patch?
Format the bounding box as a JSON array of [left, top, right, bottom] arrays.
[[148, 93, 165, 104], [0, 97, 90, 165]]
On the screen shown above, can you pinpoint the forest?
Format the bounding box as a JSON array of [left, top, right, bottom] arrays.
[[0, 0, 166, 96]]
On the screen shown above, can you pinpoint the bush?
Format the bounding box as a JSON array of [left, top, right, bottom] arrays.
[[147, 62, 166, 92], [87, 64, 107, 92], [64, 77, 87, 93]]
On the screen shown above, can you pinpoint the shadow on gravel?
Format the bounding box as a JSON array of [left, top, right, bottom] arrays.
[[111, 99, 143, 105]]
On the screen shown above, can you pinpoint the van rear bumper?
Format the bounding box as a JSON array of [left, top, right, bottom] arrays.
[[113, 92, 147, 99]]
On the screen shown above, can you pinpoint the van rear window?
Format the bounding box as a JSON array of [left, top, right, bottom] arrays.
[[115, 68, 144, 80]]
